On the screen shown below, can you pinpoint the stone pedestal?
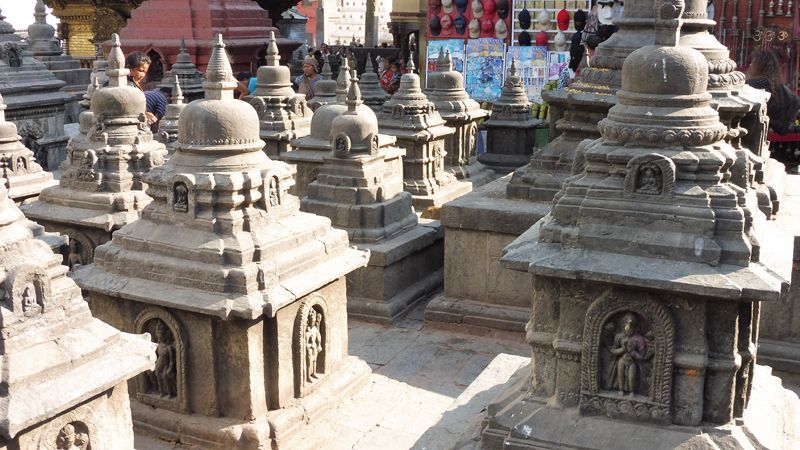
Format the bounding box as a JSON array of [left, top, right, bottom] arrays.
[[22, 35, 167, 267], [477, 61, 539, 174], [427, 49, 494, 188], [378, 62, 470, 212], [73, 35, 370, 449], [0, 168, 153, 450], [250, 32, 312, 160], [302, 75, 443, 323], [0, 12, 71, 172], [478, 6, 791, 448], [0, 93, 57, 203]]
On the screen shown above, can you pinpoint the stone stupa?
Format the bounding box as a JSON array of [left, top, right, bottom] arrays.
[[0, 180, 154, 448], [477, 59, 538, 173], [358, 53, 389, 114], [157, 38, 205, 103], [479, 2, 791, 447], [22, 34, 167, 266], [307, 56, 337, 112], [249, 31, 312, 160], [378, 58, 469, 212], [27, 0, 91, 123], [73, 34, 371, 449], [0, 6, 71, 172], [0, 92, 57, 203], [426, 48, 493, 185], [301, 74, 443, 323], [156, 74, 186, 154]]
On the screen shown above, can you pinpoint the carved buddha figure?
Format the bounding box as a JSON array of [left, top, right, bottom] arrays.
[[305, 310, 323, 382], [172, 183, 188, 213], [608, 314, 652, 396], [149, 320, 177, 398]]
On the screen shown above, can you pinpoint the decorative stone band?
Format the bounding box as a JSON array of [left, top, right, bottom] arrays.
[[707, 59, 738, 75], [579, 393, 672, 423], [597, 120, 728, 146], [708, 71, 746, 89]]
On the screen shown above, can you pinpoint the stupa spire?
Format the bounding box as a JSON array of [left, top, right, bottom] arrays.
[[321, 55, 333, 80], [171, 73, 184, 104], [33, 0, 46, 23], [106, 34, 129, 87], [266, 31, 280, 66], [346, 72, 362, 112], [336, 57, 351, 102], [203, 34, 236, 101]]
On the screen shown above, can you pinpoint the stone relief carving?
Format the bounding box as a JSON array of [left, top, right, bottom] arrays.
[[67, 239, 84, 271], [172, 182, 189, 213], [624, 153, 676, 198], [580, 290, 675, 424], [55, 421, 90, 450], [15, 157, 27, 173], [370, 135, 379, 156], [76, 150, 98, 182], [467, 123, 478, 161], [294, 296, 327, 396], [269, 176, 280, 207], [2, 42, 23, 68], [391, 104, 405, 119], [334, 134, 351, 158], [135, 309, 188, 412]]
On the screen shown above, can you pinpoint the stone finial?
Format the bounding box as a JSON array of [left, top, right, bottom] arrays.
[[171, 73, 184, 105], [508, 58, 517, 78], [436, 47, 445, 71], [321, 55, 333, 80], [655, 0, 685, 46], [266, 30, 280, 66], [0, 7, 14, 35], [346, 72, 362, 112], [336, 57, 352, 102], [407, 55, 416, 73], [367, 52, 374, 72], [203, 34, 237, 100], [441, 49, 453, 72], [106, 34, 129, 87], [34, 0, 46, 22]]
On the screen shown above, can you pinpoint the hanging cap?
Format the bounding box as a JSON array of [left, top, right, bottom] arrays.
[[494, 19, 508, 39], [535, 30, 549, 46], [430, 0, 442, 13], [441, 13, 453, 30], [554, 30, 567, 50], [480, 17, 494, 34], [519, 30, 532, 46], [454, 14, 467, 34], [518, 5, 531, 29], [484, 0, 497, 15], [496, 0, 509, 18], [537, 8, 550, 28], [472, 0, 484, 18], [429, 15, 442, 35], [468, 18, 480, 38], [574, 9, 587, 31], [557, 9, 570, 30], [442, 0, 454, 13], [455, 0, 469, 13]]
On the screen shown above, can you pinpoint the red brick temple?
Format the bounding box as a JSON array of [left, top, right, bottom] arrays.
[[116, 0, 300, 79]]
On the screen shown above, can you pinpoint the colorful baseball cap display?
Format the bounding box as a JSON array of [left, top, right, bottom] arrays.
[[442, 0, 454, 13], [469, 18, 481, 38], [519, 29, 532, 46], [454, 14, 467, 34], [557, 9, 570, 30], [430, 0, 442, 14], [574, 9, 587, 31], [538, 8, 550, 28], [535, 30, 549, 46], [455, 0, 469, 13], [496, 0, 509, 18], [518, 3, 531, 29], [472, 0, 483, 18], [429, 15, 442, 35], [441, 13, 454, 31], [495, 18, 508, 39]]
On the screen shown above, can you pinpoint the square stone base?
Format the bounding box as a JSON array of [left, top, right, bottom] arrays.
[[478, 363, 800, 450], [347, 222, 444, 323], [424, 175, 550, 332], [447, 159, 500, 189], [411, 178, 475, 214]]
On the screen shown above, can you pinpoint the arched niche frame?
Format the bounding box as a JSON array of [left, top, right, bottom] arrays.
[[293, 294, 329, 398], [134, 307, 189, 413], [4, 263, 51, 321], [36, 407, 100, 450], [169, 174, 195, 217], [579, 289, 676, 425]]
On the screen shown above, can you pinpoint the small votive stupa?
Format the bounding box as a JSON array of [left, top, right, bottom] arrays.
[[427, 48, 493, 185], [358, 53, 389, 114], [0, 92, 56, 203], [0, 181, 154, 449], [480, 2, 790, 447], [249, 31, 312, 160], [157, 39, 205, 103], [156, 74, 186, 154], [378, 58, 469, 211], [27, 0, 91, 123], [22, 34, 167, 265], [302, 74, 443, 323], [477, 59, 538, 173], [73, 35, 371, 449]]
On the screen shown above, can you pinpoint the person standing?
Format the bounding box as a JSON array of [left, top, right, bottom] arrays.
[[294, 55, 323, 100]]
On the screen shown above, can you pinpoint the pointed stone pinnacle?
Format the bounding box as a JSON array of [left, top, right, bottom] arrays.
[[321, 55, 332, 80], [266, 31, 280, 66], [172, 74, 184, 104], [509, 59, 517, 77], [437, 47, 445, 69], [108, 34, 124, 70], [407, 55, 416, 73], [34, 0, 46, 20], [346, 73, 362, 111], [180, 38, 187, 52], [205, 34, 234, 84]]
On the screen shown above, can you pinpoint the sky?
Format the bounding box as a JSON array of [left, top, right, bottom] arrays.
[[3, 0, 60, 30]]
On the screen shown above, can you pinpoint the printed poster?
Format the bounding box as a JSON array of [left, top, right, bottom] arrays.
[[465, 38, 505, 102], [505, 46, 548, 103], [547, 51, 571, 80], [425, 39, 466, 88]]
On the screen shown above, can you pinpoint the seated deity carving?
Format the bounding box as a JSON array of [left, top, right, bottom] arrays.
[[635, 164, 662, 195], [55, 422, 90, 450], [172, 182, 189, 213]]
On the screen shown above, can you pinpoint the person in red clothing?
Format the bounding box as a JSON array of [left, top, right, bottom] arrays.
[[379, 61, 402, 95]]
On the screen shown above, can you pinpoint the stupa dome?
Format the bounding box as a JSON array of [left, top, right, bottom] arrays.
[[91, 34, 146, 120], [330, 75, 380, 155], [622, 45, 709, 96]]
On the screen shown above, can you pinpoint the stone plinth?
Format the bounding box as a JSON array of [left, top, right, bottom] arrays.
[[156, 39, 204, 103], [0, 11, 71, 172], [301, 75, 443, 323], [477, 61, 538, 174], [378, 62, 470, 212], [73, 35, 371, 450], [250, 32, 312, 160], [118, 0, 300, 75], [427, 49, 494, 187], [22, 35, 167, 268], [0, 93, 57, 203], [479, 5, 790, 448], [0, 169, 154, 449], [27, 0, 91, 123]]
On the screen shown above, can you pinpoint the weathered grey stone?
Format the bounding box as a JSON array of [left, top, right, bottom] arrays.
[[359, 55, 389, 114], [307, 57, 337, 112], [21, 34, 167, 267], [0, 92, 57, 203], [427, 48, 494, 187], [301, 74, 443, 323], [157, 39, 204, 103], [0, 170, 154, 449], [249, 31, 312, 160], [0, 7, 71, 172], [477, 60, 538, 174], [479, 3, 791, 447], [27, 0, 90, 124], [378, 59, 471, 211], [156, 74, 185, 155], [73, 34, 370, 449]]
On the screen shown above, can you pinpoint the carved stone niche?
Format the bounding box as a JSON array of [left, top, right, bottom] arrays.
[[579, 294, 675, 424], [169, 177, 193, 214], [134, 308, 188, 413], [268, 175, 281, 208], [37, 411, 98, 450], [334, 134, 351, 159], [293, 295, 328, 398], [4, 264, 50, 320], [623, 153, 676, 199], [63, 228, 96, 270]]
